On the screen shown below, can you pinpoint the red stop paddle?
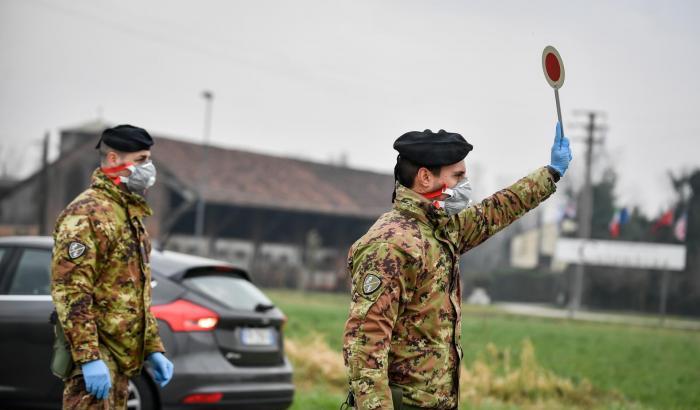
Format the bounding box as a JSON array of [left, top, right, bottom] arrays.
[[542, 46, 566, 147]]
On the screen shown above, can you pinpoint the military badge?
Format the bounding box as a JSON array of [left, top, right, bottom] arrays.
[[68, 241, 86, 259], [362, 274, 382, 295]]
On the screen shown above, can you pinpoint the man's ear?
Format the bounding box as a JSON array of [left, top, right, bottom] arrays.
[[414, 167, 433, 192], [106, 151, 119, 167]]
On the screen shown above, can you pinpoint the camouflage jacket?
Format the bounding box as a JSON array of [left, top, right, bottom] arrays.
[[51, 168, 164, 377], [343, 167, 557, 409]]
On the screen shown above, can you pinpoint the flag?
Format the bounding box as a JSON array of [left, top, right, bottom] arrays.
[[608, 207, 629, 238], [619, 207, 629, 225], [652, 209, 674, 233], [674, 212, 687, 241], [609, 210, 621, 238]]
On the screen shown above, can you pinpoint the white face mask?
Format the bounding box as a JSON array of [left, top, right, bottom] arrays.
[[435, 178, 473, 216], [120, 161, 157, 193]]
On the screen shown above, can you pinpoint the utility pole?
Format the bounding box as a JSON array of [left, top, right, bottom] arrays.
[[568, 110, 606, 317], [38, 131, 50, 235], [194, 91, 214, 245]]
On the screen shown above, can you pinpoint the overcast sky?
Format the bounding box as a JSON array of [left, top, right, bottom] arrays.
[[1, 0, 698, 219]]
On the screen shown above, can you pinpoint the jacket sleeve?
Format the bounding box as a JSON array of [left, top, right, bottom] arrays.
[[342, 242, 419, 410], [144, 315, 165, 355], [51, 214, 111, 365], [454, 166, 557, 254]]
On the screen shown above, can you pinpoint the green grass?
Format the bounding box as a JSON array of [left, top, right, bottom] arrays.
[[289, 389, 346, 410], [268, 289, 350, 352], [266, 289, 700, 410], [461, 314, 700, 409]]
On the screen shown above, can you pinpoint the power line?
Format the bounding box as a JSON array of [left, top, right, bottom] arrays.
[[28, 0, 397, 94], [29, 0, 305, 81]]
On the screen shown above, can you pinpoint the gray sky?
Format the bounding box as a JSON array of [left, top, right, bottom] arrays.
[[1, 0, 699, 219]]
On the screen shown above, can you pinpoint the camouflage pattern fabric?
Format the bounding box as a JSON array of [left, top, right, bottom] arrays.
[[63, 346, 129, 409], [343, 167, 557, 409], [63, 373, 128, 410], [51, 168, 164, 377]]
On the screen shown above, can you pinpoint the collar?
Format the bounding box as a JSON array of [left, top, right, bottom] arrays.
[[90, 168, 153, 219], [393, 184, 451, 228]]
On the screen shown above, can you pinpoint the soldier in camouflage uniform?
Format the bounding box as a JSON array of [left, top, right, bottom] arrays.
[[343, 125, 572, 409], [51, 125, 173, 409]]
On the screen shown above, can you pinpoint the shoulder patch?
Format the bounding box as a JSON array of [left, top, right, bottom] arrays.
[[68, 241, 87, 259], [362, 273, 382, 295]]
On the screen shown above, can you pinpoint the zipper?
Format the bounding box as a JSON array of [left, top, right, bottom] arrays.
[[433, 228, 461, 404]]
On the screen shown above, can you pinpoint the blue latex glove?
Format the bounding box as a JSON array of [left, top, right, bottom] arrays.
[[549, 122, 572, 177], [147, 352, 174, 387], [81, 359, 111, 400]]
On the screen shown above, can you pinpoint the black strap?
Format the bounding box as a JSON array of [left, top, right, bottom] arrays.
[[340, 390, 355, 410]]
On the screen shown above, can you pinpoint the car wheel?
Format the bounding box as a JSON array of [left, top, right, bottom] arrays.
[[128, 375, 157, 410]]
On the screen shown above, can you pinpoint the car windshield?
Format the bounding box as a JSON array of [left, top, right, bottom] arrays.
[[182, 274, 274, 311]]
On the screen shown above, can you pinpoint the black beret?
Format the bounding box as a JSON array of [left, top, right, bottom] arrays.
[[95, 124, 154, 152], [393, 129, 473, 167]]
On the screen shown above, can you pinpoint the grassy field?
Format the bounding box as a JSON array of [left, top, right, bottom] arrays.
[[265, 289, 700, 410]]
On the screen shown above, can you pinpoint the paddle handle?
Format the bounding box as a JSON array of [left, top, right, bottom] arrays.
[[554, 88, 564, 148]]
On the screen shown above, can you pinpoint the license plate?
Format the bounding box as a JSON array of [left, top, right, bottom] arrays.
[[240, 327, 275, 346]]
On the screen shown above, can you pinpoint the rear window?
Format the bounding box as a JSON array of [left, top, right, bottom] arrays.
[[8, 249, 52, 295], [182, 275, 273, 311]]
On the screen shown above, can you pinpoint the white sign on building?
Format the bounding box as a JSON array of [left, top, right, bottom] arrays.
[[554, 238, 686, 271]]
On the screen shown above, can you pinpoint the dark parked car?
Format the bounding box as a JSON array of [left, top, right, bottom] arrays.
[[0, 236, 294, 409]]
